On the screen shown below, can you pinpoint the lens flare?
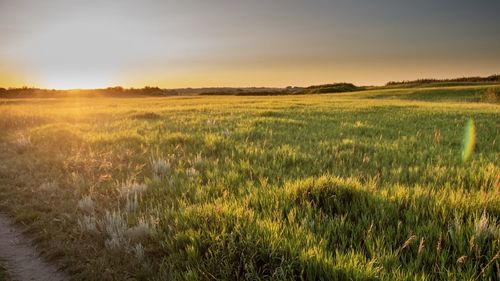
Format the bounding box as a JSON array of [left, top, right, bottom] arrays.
[[461, 118, 476, 162]]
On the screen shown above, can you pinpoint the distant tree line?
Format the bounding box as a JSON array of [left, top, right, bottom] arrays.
[[0, 86, 178, 98], [200, 83, 363, 96], [386, 75, 500, 86], [3, 75, 497, 98], [0, 83, 365, 98], [199, 88, 299, 96]]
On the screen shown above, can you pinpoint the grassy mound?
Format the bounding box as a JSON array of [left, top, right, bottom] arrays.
[[302, 83, 362, 94]]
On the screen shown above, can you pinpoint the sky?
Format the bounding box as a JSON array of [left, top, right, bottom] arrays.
[[1, 0, 499, 89]]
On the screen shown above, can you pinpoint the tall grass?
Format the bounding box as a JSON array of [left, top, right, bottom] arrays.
[[0, 85, 498, 280]]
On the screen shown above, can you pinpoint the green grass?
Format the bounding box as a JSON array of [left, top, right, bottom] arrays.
[[0, 85, 499, 280], [362, 85, 499, 102]]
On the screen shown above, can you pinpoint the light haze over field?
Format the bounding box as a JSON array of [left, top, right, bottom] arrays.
[[1, 0, 499, 89]]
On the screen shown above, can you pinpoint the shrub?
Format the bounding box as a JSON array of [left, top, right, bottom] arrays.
[[303, 83, 360, 94]]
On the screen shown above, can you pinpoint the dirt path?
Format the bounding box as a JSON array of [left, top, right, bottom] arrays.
[[0, 213, 68, 281]]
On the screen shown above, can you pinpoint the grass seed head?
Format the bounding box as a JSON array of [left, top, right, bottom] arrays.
[[120, 180, 148, 197], [125, 193, 139, 213], [474, 212, 497, 245], [126, 220, 152, 242], [78, 195, 95, 214], [418, 237, 425, 254], [401, 235, 416, 251], [102, 211, 128, 240], [185, 167, 199, 177], [39, 181, 59, 191], [14, 134, 31, 147], [78, 215, 99, 234], [457, 255, 467, 264], [133, 243, 145, 261], [150, 157, 171, 178]]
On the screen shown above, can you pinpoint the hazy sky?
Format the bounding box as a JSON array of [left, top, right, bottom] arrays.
[[1, 0, 499, 88]]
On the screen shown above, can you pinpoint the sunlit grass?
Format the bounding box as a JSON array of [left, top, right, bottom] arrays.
[[0, 85, 498, 280]]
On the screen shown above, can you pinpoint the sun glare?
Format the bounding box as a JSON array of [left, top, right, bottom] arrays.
[[18, 16, 139, 90], [461, 118, 476, 162], [40, 76, 114, 90]]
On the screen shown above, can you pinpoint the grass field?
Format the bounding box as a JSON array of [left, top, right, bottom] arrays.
[[0, 85, 499, 280]]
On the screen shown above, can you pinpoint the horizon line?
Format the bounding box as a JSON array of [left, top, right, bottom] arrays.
[[2, 73, 500, 91]]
